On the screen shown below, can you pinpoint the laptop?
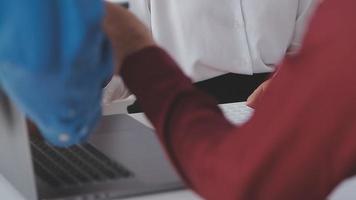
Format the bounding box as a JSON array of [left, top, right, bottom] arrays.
[[0, 92, 183, 200]]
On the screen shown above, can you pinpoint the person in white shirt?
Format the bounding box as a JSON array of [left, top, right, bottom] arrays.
[[104, 0, 318, 112]]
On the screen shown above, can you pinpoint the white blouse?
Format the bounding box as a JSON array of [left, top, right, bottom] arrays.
[[129, 0, 319, 82]]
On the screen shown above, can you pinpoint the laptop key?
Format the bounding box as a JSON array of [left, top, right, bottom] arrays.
[[33, 161, 63, 187], [83, 143, 133, 178], [55, 148, 105, 182], [32, 140, 91, 184], [30, 134, 134, 188], [31, 144, 78, 186], [69, 146, 118, 179]]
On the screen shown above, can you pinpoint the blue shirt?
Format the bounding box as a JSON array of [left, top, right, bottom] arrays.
[[0, 0, 113, 147]]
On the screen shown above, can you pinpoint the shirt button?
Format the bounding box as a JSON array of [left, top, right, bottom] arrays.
[[58, 133, 71, 143]]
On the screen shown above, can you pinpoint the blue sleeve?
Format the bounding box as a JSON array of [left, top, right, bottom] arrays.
[[0, 0, 114, 147]]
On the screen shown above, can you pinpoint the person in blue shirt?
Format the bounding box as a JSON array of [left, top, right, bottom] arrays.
[[0, 0, 113, 147]]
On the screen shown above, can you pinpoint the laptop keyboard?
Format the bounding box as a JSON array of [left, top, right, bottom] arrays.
[[219, 102, 254, 125], [30, 135, 133, 188]]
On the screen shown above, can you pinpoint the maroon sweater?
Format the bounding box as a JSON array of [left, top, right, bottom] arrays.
[[121, 0, 356, 199]]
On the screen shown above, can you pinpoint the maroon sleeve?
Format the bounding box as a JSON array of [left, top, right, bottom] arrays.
[[121, 0, 356, 199]]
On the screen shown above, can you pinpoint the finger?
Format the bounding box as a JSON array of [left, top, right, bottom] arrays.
[[246, 85, 263, 108]]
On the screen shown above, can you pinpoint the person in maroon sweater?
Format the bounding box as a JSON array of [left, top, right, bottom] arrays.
[[104, 0, 356, 199]]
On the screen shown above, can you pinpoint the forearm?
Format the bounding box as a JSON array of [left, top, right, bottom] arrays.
[[121, 46, 238, 196]]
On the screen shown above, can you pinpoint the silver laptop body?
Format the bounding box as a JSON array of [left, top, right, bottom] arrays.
[[0, 92, 183, 200]]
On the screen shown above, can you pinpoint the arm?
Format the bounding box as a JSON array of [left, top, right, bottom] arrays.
[[107, 1, 356, 199], [122, 47, 356, 199], [0, 0, 113, 147]]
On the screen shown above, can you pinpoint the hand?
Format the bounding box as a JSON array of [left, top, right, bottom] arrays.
[[246, 79, 271, 108], [103, 2, 155, 72]]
